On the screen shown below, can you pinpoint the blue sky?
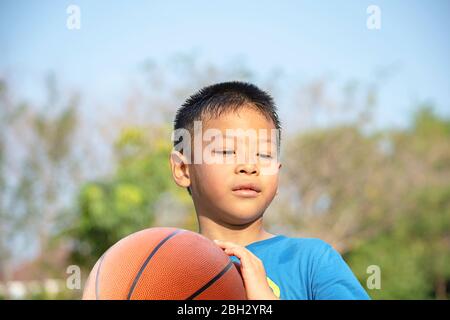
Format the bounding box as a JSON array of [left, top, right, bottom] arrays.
[[1, 0, 449, 129]]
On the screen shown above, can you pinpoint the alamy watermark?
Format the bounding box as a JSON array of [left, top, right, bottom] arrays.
[[66, 265, 81, 290], [171, 122, 281, 176], [66, 5, 81, 30], [366, 265, 381, 290], [367, 5, 381, 30]]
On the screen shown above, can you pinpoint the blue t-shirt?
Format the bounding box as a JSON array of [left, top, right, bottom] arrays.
[[230, 235, 370, 300]]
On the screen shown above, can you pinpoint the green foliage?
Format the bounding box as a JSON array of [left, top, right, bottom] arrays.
[[348, 186, 450, 299], [0, 78, 81, 289], [412, 105, 450, 139], [346, 108, 450, 299], [69, 126, 181, 269]]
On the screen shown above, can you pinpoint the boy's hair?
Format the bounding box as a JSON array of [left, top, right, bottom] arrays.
[[174, 81, 281, 144], [173, 81, 282, 195]]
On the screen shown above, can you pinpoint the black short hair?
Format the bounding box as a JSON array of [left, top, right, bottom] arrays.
[[174, 81, 281, 145], [173, 81, 281, 195]]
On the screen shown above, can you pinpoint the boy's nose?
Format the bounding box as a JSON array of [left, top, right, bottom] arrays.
[[235, 163, 259, 175]]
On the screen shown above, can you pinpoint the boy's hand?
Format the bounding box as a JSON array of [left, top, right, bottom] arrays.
[[213, 240, 279, 300]]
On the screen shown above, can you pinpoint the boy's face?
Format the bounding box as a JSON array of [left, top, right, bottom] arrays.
[[187, 106, 281, 226]]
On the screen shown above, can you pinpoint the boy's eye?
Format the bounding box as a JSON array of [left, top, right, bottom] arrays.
[[257, 153, 273, 159], [214, 150, 235, 155]]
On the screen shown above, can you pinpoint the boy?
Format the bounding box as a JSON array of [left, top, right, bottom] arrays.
[[169, 81, 370, 300]]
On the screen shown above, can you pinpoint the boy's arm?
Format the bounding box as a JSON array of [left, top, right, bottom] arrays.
[[311, 242, 371, 300], [214, 240, 279, 300]]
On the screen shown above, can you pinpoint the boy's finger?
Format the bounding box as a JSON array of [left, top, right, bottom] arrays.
[[213, 240, 243, 258], [221, 246, 252, 266], [213, 240, 261, 262]]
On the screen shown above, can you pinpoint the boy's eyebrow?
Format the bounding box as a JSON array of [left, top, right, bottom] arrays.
[[222, 134, 275, 143]]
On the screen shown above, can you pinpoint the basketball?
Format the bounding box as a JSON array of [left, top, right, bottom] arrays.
[[82, 227, 247, 300]]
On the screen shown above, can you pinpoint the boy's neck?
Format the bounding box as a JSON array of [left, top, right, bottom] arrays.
[[197, 215, 276, 247]]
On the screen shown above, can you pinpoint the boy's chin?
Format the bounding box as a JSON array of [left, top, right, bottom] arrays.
[[220, 209, 265, 226]]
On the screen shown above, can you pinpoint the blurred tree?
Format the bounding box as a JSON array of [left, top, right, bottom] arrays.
[[268, 86, 450, 299], [0, 75, 81, 298], [276, 124, 394, 252], [347, 107, 450, 299], [0, 78, 26, 284], [68, 125, 195, 270], [347, 185, 450, 299]]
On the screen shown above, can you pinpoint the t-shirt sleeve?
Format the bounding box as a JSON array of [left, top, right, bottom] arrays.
[[310, 241, 370, 300]]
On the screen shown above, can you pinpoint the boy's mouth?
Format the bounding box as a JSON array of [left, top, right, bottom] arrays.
[[231, 183, 261, 198]]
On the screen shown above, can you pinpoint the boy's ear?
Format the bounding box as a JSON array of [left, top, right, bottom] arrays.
[[169, 150, 191, 189]]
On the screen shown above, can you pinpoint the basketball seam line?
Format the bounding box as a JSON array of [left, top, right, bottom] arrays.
[[127, 229, 183, 300], [186, 261, 234, 300]]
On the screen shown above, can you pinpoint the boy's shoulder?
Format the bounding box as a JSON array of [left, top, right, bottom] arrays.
[[281, 236, 330, 248], [247, 235, 344, 283]]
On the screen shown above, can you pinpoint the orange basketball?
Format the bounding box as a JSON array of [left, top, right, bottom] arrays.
[[82, 227, 247, 300]]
